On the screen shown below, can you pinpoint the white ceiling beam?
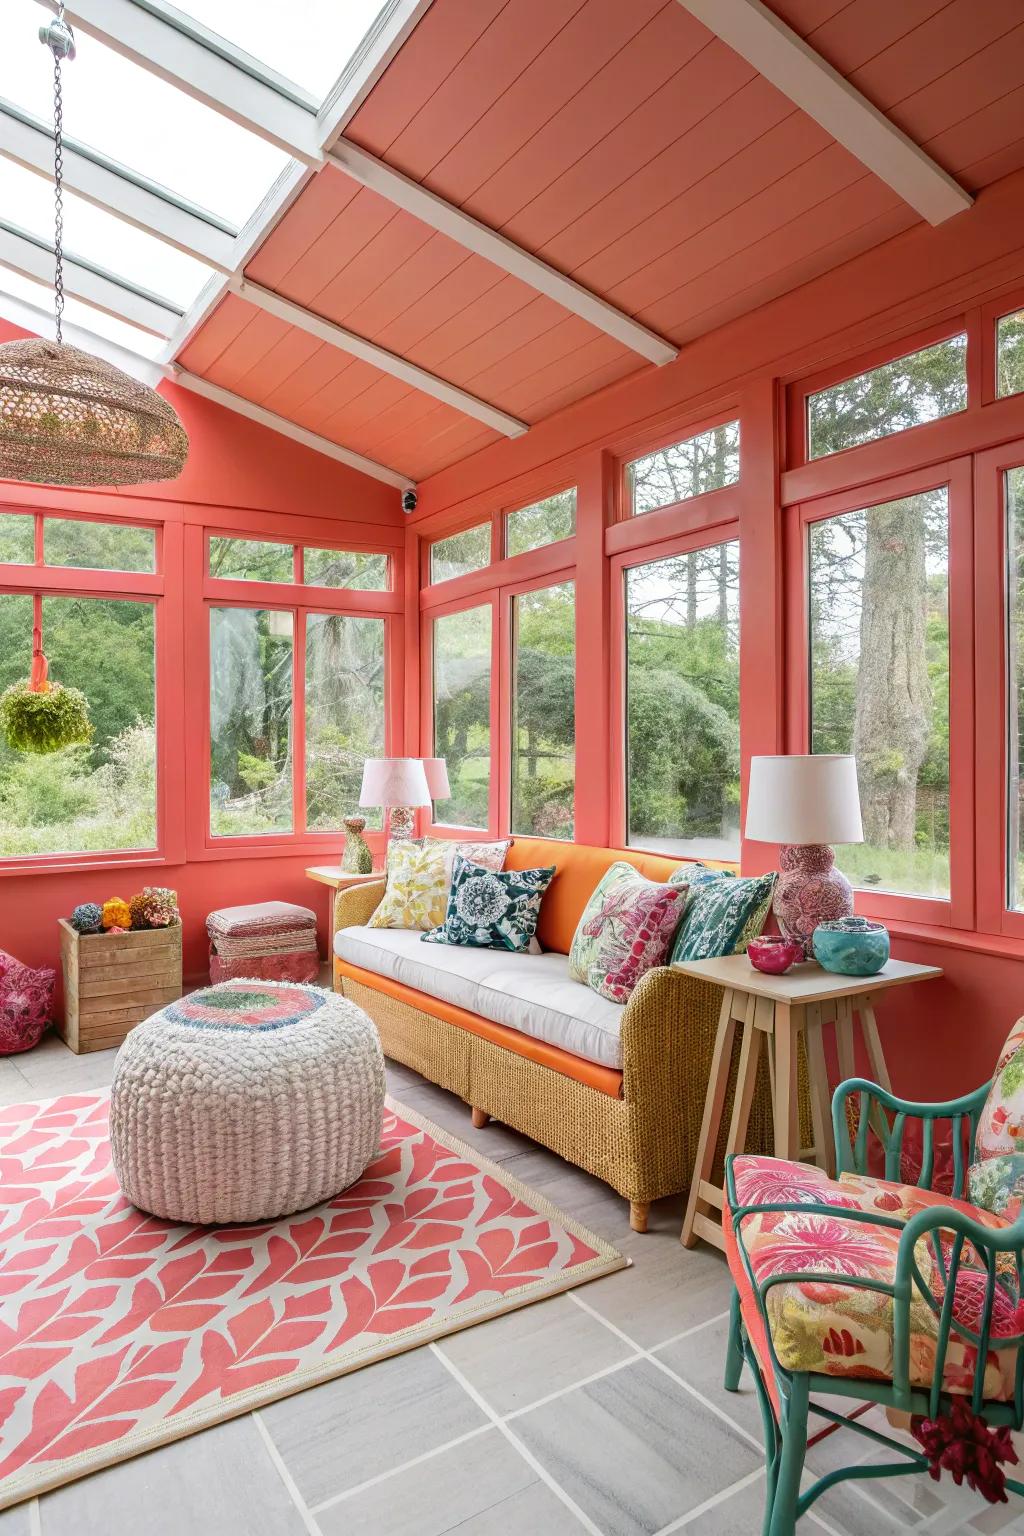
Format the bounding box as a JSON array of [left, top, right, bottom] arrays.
[[327, 142, 679, 365], [169, 369, 415, 489], [0, 100, 236, 271], [676, 0, 972, 226], [316, 0, 436, 151], [38, 0, 321, 164], [233, 276, 528, 439], [0, 222, 181, 335]]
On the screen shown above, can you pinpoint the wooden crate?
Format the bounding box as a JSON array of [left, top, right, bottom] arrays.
[[58, 919, 182, 1054]]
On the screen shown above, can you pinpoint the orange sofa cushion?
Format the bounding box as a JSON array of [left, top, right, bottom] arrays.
[[503, 837, 735, 955], [334, 957, 624, 1098]]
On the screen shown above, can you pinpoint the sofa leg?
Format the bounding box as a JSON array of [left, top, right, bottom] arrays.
[[471, 1106, 490, 1129], [629, 1200, 650, 1233]]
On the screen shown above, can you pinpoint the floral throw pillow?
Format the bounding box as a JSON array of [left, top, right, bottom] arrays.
[[975, 1017, 1024, 1163], [0, 949, 54, 1055], [969, 1155, 1024, 1222], [668, 869, 775, 964], [423, 856, 555, 952], [370, 838, 510, 931], [568, 862, 685, 1004]]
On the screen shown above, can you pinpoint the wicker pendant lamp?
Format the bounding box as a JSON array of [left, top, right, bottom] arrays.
[[0, 7, 189, 488]]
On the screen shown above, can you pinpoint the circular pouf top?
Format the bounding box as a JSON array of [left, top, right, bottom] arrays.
[[109, 979, 385, 1225]]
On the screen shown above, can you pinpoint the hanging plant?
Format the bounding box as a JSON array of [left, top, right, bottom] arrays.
[[0, 595, 92, 755]]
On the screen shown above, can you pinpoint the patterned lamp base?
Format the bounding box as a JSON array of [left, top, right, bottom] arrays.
[[773, 843, 853, 954], [388, 805, 416, 841]]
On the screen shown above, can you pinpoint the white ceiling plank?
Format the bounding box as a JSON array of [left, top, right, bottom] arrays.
[[327, 141, 679, 365], [676, 0, 973, 226], [234, 276, 528, 439], [37, 0, 321, 163], [169, 369, 416, 490], [0, 222, 181, 335], [317, 0, 436, 151], [0, 101, 236, 271]]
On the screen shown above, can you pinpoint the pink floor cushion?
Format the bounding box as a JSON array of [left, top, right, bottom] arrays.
[[725, 1154, 1020, 1402], [0, 949, 55, 1055], [207, 901, 320, 984]]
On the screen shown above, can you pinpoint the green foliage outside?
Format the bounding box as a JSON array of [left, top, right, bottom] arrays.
[[0, 590, 156, 856], [998, 310, 1024, 400]]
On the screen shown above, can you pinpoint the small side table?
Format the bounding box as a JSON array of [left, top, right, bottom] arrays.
[[677, 954, 942, 1252], [305, 867, 382, 960]]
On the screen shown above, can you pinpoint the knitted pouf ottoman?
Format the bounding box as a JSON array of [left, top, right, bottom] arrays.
[[109, 979, 385, 1225]]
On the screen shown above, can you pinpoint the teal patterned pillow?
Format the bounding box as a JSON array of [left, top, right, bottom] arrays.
[[423, 855, 555, 952], [669, 870, 776, 963]]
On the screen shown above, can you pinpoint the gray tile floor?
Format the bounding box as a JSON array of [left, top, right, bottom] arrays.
[[5, 1033, 1024, 1536]]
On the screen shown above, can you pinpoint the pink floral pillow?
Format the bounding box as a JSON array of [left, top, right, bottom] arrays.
[[0, 949, 55, 1055], [568, 862, 686, 1004]]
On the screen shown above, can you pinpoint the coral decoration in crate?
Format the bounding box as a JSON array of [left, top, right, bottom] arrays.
[[59, 886, 183, 1054], [206, 901, 320, 984], [0, 949, 55, 1055]]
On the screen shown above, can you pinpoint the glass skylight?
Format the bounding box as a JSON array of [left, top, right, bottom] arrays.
[[0, 158, 213, 312], [0, 1, 290, 227], [173, 0, 389, 103], [0, 266, 168, 360]]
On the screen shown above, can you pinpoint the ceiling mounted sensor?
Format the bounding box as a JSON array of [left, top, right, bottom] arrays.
[[0, 5, 189, 488]]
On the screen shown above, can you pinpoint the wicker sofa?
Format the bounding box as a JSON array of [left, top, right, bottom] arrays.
[[333, 838, 777, 1232]]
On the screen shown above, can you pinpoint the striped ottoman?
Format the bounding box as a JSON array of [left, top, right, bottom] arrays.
[[207, 900, 319, 984], [109, 979, 385, 1224]]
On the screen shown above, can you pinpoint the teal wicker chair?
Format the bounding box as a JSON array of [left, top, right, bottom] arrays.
[[723, 1072, 1024, 1535]]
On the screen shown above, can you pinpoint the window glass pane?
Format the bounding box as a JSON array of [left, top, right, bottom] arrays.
[[506, 490, 576, 558], [627, 422, 739, 517], [809, 490, 950, 898], [0, 594, 156, 856], [209, 537, 294, 583], [511, 582, 575, 840], [1006, 468, 1024, 909], [44, 519, 155, 573], [429, 523, 490, 584], [0, 158, 213, 310], [997, 310, 1024, 399], [808, 336, 967, 459], [0, 2, 289, 227], [210, 608, 293, 836], [303, 547, 389, 590], [0, 514, 34, 564], [626, 543, 740, 858], [306, 614, 385, 832], [171, 0, 387, 102], [0, 267, 168, 360], [432, 605, 491, 828]]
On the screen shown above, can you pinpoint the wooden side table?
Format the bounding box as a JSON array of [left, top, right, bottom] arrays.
[[677, 954, 942, 1252], [305, 867, 382, 960]]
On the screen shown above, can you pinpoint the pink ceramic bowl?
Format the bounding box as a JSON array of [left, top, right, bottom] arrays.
[[747, 936, 803, 974]]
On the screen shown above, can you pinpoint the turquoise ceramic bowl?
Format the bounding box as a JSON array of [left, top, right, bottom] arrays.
[[812, 917, 890, 977]]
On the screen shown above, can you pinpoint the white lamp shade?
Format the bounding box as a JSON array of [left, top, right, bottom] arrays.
[[744, 755, 864, 845], [359, 757, 431, 809], [421, 757, 451, 799]]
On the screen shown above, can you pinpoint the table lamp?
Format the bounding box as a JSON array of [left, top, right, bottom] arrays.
[[359, 758, 431, 843], [744, 754, 864, 953]]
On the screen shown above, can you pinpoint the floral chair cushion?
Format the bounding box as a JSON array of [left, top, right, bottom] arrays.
[[568, 861, 685, 1004], [725, 1154, 1020, 1403], [0, 950, 54, 1055], [370, 838, 510, 932], [969, 1154, 1024, 1222], [975, 1017, 1024, 1165], [422, 856, 555, 952]]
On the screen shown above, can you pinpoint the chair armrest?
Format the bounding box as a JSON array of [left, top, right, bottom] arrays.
[[334, 879, 386, 934], [833, 1077, 991, 1198]]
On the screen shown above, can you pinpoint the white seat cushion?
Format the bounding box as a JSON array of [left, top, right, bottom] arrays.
[[335, 926, 625, 1070]]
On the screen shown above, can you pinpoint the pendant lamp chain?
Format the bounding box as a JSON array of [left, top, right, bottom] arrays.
[[49, 3, 67, 346]]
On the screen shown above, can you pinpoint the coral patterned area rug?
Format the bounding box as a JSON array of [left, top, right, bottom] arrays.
[[0, 1092, 625, 1508]]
